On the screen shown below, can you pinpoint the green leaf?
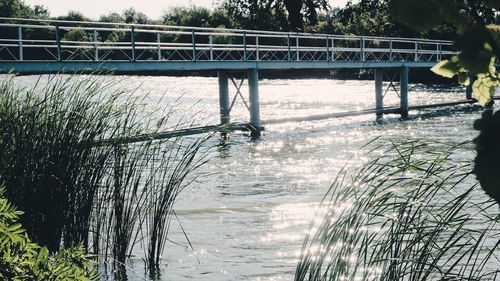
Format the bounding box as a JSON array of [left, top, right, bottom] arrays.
[[472, 76, 495, 105], [38, 247, 49, 262], [431, 59, 461, 78], [488, 57, 497, 77]]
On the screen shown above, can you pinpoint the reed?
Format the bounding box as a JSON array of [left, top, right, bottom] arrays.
[[295, 140, 500, 281], [0, 74, 211, 279], [0, 74, 121, 251]]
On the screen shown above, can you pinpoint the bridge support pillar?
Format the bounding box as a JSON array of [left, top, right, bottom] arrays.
[[465, 83, 473, 100], [248, 68, 261, 138], [374, 69, 384, 119], [400, 66, 409, 118], [218, 71, 230, 125], [465, 75, 474, 100]]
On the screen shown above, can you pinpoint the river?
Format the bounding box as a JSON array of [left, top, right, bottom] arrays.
[[11, 75, 498, 280]]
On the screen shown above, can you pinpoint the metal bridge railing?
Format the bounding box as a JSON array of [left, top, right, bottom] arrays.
[[0, 17, 457, 63]]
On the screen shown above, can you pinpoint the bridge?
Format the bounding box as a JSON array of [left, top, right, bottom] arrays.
[[0, 18, 463, 137]]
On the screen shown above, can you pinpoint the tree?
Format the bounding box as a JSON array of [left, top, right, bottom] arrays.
[[57, 11, 90, 22], [123, 7, 150, 24], [99, 12, 124, 23], [223, 0, 328, 31], [163, 6, 212, 27], [0, 0, 35, 18], [333, 0, 418, 37], [33, 5, 49, 18], [223, 0, 287, 30], [209, 8, 235, 28]]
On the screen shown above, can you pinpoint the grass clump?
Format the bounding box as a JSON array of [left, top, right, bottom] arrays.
[[0, 74, 120, 252], [0, 74, 210, 278], [295, 140, 500, 281]]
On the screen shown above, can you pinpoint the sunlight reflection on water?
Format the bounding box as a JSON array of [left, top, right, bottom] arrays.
[[7, 74, 497, 281]]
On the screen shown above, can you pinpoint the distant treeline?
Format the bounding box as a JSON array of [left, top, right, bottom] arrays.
[[2, 0, 498, 37], [0, 0, 498, 82]]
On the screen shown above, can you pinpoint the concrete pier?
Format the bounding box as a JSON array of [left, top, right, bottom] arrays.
[[375, 69, 384, 118], [400, 66, 409, 118], [466, 75, 474, 100], [248, 68, 261, 137], [466, 83, 473, 100], [218, 71, 230, 125]]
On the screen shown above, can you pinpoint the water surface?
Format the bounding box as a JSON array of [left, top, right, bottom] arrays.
[[12, 75, 496, 280]]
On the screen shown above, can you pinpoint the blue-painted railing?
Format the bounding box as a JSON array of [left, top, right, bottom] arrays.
[[0, 17, 457, 64]]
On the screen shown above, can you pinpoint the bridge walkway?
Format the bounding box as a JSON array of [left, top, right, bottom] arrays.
[[0, 18, 468, 137]]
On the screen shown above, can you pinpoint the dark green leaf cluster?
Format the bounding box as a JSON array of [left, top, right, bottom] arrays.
[[322, 1, 417, 37], [0, 0, 36, 19], [0, 188, 98, 281], [163, 6, 232, 28], [473, 110, 500, 206]]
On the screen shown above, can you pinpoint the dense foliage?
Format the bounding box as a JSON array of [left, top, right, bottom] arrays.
[[0, 188, 98, 280], [473, 110, 500, 205], [222, 0, 328, 31]]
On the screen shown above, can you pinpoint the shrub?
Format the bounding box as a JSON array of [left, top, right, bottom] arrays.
[[0, 188, 98, 280]]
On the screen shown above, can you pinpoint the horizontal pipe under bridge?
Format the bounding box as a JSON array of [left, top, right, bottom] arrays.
[[101, 98, 497, 144], [263, 97, 499, 125], [98, 123, 257, 145]]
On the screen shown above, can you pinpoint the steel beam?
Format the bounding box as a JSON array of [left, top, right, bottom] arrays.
[[465, 83, 473, 100]]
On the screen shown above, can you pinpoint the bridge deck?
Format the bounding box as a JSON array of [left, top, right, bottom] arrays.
[[0, 18, 456, 73], [0, 61, 439, 74]]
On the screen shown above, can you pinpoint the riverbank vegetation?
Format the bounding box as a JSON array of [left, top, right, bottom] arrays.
[[295, 140, 500, 280], [0, 74, 210, 278], [0, 187, 98, 280]]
